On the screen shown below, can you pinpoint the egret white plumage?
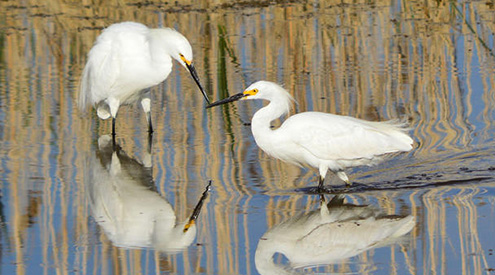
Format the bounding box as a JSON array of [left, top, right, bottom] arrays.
[[255, 195, 415, 274], [79, 22, 210, 135], [88, 135, 211, 251], [207, 81, 413, 189]]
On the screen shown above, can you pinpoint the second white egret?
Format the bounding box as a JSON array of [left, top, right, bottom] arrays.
[[207, 81, 413, 190], [79, 22, 210, 135]]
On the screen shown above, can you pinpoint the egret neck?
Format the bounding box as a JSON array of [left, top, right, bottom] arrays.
[[250, 96, 292, 150]]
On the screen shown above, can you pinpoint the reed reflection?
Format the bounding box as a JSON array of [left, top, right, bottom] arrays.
[[255, 194, 415, 274], [87, 135, 210, 252]]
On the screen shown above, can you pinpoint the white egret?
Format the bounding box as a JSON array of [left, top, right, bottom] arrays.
[[255, 195, 415, 274], [207, 81, 413, 189], [79, 22, 210, 135], [88, 135, 211, 251]]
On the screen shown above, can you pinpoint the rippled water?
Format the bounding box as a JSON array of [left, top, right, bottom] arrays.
[[0, 1, 495, 274]]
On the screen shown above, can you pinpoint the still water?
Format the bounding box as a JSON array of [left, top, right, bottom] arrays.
[[1, 1, 495, 274]]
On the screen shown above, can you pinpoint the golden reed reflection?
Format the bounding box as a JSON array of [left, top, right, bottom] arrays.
[[0, 0, 494, 274]]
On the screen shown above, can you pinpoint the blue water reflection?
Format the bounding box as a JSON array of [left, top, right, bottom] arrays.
[[0, 0, 495, 274]]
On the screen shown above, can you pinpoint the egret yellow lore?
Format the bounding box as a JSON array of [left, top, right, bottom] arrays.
[[78, 22, 210, 135], [207, 81, 413, 189]]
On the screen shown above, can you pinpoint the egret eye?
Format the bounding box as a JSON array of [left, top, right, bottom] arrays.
[[243, 88, 258, 97]]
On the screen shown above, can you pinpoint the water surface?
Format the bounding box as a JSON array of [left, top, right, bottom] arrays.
[[0, 1, 494, 274]]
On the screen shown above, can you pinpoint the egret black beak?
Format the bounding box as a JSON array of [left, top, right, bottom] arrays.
[[205, 92, 247, 109], [183, 181, 212, 232], [186, 63, 210, 104]]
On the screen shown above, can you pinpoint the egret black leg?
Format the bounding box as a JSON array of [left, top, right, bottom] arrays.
[[147, 130, 153, 153], [147, 112, 153, 134], [318, 177, 325, 193], [317, 176, 334, 194], [319, 193, 326, 205], [140, 96, 153, 134], [112, 117, 116, 137]]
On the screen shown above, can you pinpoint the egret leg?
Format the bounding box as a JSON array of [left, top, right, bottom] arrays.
[[112, 117, 116, 137], [319, 193, 326, 206], [318, 166, 329, 192], [147, 114, 153, 134], [318, 177, 325, 190], [319, 194, 330, 218], [141, 97, 153, 134], [147, 131, 153, 154], [107, 97, 120, 136], [112, 118, 117, 149], [337, 171, 351, 186], [142, 133, 153, 169], [96, 103, 111, 120]]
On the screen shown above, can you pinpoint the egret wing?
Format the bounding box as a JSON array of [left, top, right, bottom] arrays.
[[79, 32, 121, 109], [79, 22, 150, 109], [284, 112, 412, 161]]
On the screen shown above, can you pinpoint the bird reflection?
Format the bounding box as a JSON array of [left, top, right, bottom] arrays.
[[87, 135, 210, 252], [255, 195, 415, 274]]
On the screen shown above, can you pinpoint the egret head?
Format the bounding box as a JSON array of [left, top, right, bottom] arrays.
[[241, 81, 294, 102], [153, 180, 211, 253], [206, 81, 295, 111], [151, 218, 198, 253], [154, 28, 193, 67], [155, 28, 210, 104]]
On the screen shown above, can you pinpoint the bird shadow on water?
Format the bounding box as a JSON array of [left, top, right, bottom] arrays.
[[86, 135, 211, 252]]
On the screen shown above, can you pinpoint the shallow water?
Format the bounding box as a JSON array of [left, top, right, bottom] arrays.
[[0, 1, 495, 274]]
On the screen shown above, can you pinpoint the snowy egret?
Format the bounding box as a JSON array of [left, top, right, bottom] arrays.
[[255, 195, 415, 273], [207, 81, 413, 189], [88, 135, 211, 251], [79, 22, 210, 135]]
